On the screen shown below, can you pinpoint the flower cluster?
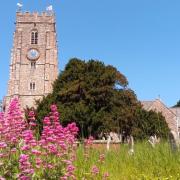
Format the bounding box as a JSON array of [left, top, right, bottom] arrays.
[[0, 98, 109, 179], [0, 99, 79, 179], [19, 104, 79, 179], [0, 98, 25, 147]]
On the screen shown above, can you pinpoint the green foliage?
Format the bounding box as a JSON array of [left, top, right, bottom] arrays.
[[36, 58, 169, 139], [173, 100, 180, 107], [133, 109, 170, 139]]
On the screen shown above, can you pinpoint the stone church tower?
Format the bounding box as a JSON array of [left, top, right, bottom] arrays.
[[4, 11, 58, 109]]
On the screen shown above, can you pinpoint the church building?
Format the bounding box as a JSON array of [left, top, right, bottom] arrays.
[[4, 11, 58, 109]]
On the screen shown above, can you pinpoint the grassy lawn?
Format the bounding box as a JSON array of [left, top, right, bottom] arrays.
[[75, 142, 180, 180]]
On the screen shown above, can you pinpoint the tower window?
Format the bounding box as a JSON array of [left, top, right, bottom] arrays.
[[31, 31, 38, 44], [30, 82, 36, 90], [31, 62, 36, 69]]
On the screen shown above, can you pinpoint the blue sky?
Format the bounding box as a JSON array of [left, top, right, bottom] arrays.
[[0, 0, 180, 106]]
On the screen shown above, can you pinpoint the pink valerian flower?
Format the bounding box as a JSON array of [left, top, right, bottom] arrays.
[[21, 145, 30, 151], [91, 165, 99, 175], [0, 112, 4, 122], [31, 104, 78, 177], [98, 154, 105, 163], [49, 104, 59, 126], [0, 142, 7, 149], [67, 122, 79, 136], [43, 117, 51, 126], [66, 164, 75, 175], [0, 177, 6, 180], [0, 153, 7, 158], [70, 153, 76, 162], [22, 130, 37, 147], [0, 153, 4, 158], [10, 148, 17, 153], [103, 172, 109, 179], [18, 175, 31, 180], [62, 159, 76, 177], [84, 136, 94, 148], [47, 144, 58, 154], [35, 158, 42, 168], [19, 154, 34, 178], [31, 149, 41, 156], [62, 160, 72, 165], [60, 176, 68, 180], [1, 101, 79, 178], [40, 105, 78, 147], [28, 111, 36, 128], [0, 98, 26, 146], [19, 154, 29, 165], [47, 163, 54, 169], [84, 136, 94, 159], [50, 104, 58, 112]]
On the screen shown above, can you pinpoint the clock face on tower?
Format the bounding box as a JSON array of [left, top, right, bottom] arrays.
[[27, 49, 40, 60]]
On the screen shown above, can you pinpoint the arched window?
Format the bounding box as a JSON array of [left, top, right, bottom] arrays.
[[31, 30, 38, 44]]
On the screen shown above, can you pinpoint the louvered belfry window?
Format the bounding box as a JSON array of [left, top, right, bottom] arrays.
[[31, 31, 38, 44], [30, 82, 36, 90]]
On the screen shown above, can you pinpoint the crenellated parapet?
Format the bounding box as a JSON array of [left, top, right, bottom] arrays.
[[16, 11, 55, 24]]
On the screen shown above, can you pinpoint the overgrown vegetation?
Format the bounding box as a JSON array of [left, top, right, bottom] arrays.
[[0, 99, 177, 179], [75, 142, 180, 180]]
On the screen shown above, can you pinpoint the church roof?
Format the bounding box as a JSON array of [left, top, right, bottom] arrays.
[[141, 99, 176, 116], [170, 107, 180, 116], [141, 99, 178, 134], [141, 101, 154, 111]]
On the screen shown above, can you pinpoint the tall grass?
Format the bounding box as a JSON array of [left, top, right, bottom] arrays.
[[75, 142, 180, 180]]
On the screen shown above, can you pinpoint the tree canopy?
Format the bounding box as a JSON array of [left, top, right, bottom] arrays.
[[173, 100, 180, 107], [36, 58, 169, 139]]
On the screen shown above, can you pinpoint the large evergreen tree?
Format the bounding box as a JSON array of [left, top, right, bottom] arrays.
[[36, 58, 169, 139]]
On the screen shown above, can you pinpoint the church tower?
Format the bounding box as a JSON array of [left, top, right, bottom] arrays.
[[4, 11, 58, 109]]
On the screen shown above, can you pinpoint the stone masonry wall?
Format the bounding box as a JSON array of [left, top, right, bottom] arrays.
[[5, 11, 58, 109]]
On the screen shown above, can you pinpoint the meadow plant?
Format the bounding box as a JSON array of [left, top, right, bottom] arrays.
[[74, 136, 109, 179], [0, 99, 79, 179], [0, 98, 108, 179]]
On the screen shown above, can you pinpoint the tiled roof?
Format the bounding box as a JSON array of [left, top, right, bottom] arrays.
[[141, 101, 154, 111], [141, 99, 178, 134]]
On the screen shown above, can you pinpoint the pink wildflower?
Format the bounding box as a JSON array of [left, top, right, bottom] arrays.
[[50, 104, 58, 112], [10, 148, 17, 153], [31, 149, 41, 155], [103, 172, 109, 179], [28, 111, 36, 128], [19, 154, 29, 164], [47, 164, 54, 169], [84, 136, 94, 147], [67, 164, 75, 174], [91, 165, 99, 175], [60, 176, 68, 180], [43, 117, 51, 126], [0, 177, 6, 180], [98, 154, 105, 163], [0, 142, 7, 148], [21, 145, 30, 151]]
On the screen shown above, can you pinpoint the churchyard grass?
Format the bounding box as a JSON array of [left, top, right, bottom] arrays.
[[75, 141, 180, 180]]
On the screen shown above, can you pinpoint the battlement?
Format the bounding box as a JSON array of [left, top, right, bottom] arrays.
[[16, 11, 55, 24]]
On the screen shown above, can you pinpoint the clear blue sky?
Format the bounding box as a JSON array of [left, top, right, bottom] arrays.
[[0, 0, 180, 107]]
